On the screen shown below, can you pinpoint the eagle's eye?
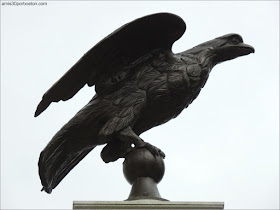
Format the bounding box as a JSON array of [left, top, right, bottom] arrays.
[[229, 36, 242, 45]]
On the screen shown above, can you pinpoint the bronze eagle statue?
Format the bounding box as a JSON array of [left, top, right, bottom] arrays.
[[35, 13, 254, 193]]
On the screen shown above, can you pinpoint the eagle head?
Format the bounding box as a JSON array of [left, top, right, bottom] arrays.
[[199, 33, 255, 65]]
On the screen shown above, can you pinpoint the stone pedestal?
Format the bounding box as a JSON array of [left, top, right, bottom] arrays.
[[73, 200, 224, 209]]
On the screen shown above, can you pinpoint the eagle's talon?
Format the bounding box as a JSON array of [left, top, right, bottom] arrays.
[[139, 142, 165, 159]]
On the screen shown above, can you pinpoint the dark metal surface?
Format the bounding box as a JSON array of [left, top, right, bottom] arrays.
[[123, 148, 165, 185], [126, 177, 166, 201], [35, 13, 254, 193], [123, 148, 166, 201]]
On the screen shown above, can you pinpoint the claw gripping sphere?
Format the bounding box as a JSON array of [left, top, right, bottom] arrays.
[[123, 148, 165, 185]]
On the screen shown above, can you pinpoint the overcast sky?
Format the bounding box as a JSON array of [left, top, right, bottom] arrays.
[[1, 1, 279, 209]]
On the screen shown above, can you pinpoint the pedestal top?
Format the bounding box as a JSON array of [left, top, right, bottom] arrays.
[[73, 199, 224, 210]]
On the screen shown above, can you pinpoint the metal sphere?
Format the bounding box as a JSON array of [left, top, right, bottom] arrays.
[[123, 148, 165, 185]]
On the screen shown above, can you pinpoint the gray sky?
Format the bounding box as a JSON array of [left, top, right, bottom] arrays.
[[1, 1, 279, 209]]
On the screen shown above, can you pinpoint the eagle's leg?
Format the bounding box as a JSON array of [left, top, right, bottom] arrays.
[[101, 137, 133, 163], [101, 127, 165, 163], [118, 127, 165, 158]]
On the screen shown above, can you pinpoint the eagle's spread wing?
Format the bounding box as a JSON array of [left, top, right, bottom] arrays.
[[34, 13, 186, 117]]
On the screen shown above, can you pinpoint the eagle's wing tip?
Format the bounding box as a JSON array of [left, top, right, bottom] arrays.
[[41, 186, 52, 194], [34, 99, 51, 117]]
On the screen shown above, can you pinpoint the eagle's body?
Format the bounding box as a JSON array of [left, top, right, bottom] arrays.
[[35, 13, 254, 193], [130, 51, 208, 134]]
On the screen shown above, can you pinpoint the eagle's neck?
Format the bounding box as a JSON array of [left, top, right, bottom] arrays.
[[179, 47, 217, 71]]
